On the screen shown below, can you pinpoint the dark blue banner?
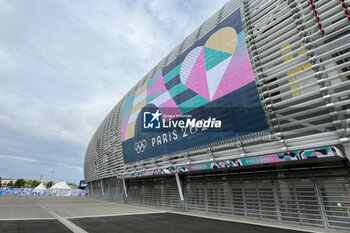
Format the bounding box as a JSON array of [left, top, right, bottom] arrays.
[[121, 8, 269, 164]]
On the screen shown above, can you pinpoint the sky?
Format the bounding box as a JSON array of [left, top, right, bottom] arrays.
[[0, 0, 229, 184]]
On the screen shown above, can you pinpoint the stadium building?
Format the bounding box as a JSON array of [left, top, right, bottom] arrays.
[[85, 0, 350, 230]]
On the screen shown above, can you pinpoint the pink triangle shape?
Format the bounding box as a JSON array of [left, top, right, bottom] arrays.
[[212, 50, 253, 100], [185, 48, 210, 100]]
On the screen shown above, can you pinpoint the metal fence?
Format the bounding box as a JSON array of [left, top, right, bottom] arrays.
[[89, 162, 350, 230]]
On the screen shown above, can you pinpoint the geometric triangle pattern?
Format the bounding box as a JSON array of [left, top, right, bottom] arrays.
[[206, 56, 232, 100], [179, 46, 203, 85], [184, 48, 210, 100], [179, 27, 238, 101], [204, 47, 232, 72]]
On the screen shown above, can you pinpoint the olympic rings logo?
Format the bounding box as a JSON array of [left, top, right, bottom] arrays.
[[134, 139, 147, 153]]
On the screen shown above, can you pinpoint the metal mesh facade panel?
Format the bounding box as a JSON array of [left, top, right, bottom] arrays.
[[126, 176, 182, 209]]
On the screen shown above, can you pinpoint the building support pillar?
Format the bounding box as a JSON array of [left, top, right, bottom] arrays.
[[314, 179, 328, 228], [175, 172, 184, 201], [90, 182, 94, 195], [100, 179, 105, 197], [122, 178, 128, 198], [343, 142, 350, 161]]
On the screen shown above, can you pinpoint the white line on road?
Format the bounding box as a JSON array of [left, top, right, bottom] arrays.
[[0, 217, 56, 221], [67, 211, 168, 219], [35, 202, 88, 233], [0, 204, 39, 206], [43, 203, 117, 206]]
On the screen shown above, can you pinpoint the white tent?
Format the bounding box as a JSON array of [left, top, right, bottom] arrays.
[[32, 183, 46, 195], [48, 181, 72, 196]]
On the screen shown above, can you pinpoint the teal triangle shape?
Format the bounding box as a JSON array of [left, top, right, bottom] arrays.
[[204, 47, 232, 72]]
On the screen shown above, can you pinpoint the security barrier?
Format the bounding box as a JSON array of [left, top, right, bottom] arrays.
[[89, 162, 350, 229]]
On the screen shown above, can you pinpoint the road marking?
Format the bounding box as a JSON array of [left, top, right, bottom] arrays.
[[0, 217, 56, 221], [35, 202, 88, 233], [0, 204, 41, 206], [43, 203, 112, 206], [67, 211, 167, 219]]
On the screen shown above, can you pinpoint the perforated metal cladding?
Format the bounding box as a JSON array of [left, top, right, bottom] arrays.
[[85, 0, 350, 182], [84, 101, 125, 182], [243, 0, 350, 150]]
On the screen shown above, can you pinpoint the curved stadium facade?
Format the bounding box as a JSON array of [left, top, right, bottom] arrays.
[[85, 0, 350, 230]]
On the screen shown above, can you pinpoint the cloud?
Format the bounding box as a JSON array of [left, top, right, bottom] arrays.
[[0, 154, 39, 163], [55, 163, 84, 173], [0, 0, 228, 183]]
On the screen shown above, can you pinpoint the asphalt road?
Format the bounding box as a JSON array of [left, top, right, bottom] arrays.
[[71, 213, 309, 233], [0, 220, 72, 233]]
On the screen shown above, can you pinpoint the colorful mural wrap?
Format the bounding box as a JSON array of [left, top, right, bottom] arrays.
[[124, 146, 342, 178], [121, 8, 269, 163], [0, 187, 88, 196]]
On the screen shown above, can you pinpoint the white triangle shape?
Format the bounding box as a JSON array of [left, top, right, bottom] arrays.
[[206, 56, 232, 100]]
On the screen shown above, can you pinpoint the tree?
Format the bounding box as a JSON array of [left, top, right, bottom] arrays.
[[7, 181, 13, 187], [31, 180, 40, 188], [68, 182, 77, 188], [0, 177, 2, 187], [46, 181, 53, 188], [24, 180, 32, 188], [14, 179, 25, 187]]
